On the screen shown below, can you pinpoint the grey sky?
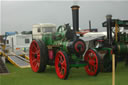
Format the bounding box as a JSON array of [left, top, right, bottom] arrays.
[[1, 1, 128, 34]]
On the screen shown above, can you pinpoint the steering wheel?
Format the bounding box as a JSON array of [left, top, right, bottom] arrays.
[[57, 25, 67, 32]]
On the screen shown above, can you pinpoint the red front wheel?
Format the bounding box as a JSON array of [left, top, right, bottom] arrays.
[[84, 49, 100, 76], [55, 51, 69, 80]]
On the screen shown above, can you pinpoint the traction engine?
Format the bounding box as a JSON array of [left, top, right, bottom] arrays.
[[94, 15, 128, 72], [29, 5, 100, 79]]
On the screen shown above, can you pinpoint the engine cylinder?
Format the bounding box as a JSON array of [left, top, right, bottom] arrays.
[[67, 39, 86, 55]]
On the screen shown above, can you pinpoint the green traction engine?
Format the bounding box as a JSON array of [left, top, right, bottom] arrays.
[[94, 15, 128, 72], [29, 5, 100, 79]]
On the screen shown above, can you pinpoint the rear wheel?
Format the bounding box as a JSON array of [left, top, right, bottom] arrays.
[[84, 49, 100, 76], [29, 40, 48, 72], [55, 51, 69, 80], [102, 55, 117, 72], [97, 50, 117, 72]]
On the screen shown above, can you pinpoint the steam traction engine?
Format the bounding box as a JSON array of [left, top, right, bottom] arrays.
[[94, 15, 128, 72], [29, 5, 100, 79]]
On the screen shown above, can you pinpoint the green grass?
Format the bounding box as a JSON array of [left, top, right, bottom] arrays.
[[0, 62, 128, 85]]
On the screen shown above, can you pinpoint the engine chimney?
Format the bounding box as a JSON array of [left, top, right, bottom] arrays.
[[71, 5, 80, 32], [106, 14, 112, 45]]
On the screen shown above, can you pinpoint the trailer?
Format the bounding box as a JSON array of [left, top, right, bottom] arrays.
[[0, 34, 32, 68], [6, 34, 32, 55]]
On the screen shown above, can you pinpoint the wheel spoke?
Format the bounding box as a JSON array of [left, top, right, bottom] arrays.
[[61, 61, 66, 67], [60, 55, 63, 62], [92, 56, 96, 60], [92, 66, 95, 72], [61, 66, 65, 70], [59, 55, 64, 64], [60, 69, 63, 75], [35, 63, 39, 68], [88, 55, 91, 60], [37, 56, 40, 63], [59, 57, 61, 64], [90, 53, 93, 57], [61, 67, 65, 75], [32, 59, 37, 64], [92, 60, 96, 65], [31, 51, 35, 55], [93, 65, 96, 70], [89, 65, 92, 70], [32, 44, 36, 51], [36, 50, 40, 54], [31, 47, 35, 53]]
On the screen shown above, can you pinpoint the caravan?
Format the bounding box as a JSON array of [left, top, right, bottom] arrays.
[[6, 34, 32, 55]]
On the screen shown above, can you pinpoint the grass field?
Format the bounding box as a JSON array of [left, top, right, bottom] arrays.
[[0, 62, 128, 85]]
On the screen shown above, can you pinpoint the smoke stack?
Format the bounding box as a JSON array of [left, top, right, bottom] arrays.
[[89, 20, 91, 32], [106, 14, 112, 45], [71, 5, 80, 32]]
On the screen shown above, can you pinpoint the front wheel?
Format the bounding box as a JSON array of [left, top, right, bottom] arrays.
[[84, 49, 100, 76], [55, 51, 69, 80]]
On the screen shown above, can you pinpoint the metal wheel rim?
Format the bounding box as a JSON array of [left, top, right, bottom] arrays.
[[84, 49, 98, 76], [55, 51, 67, 79], [29, 40, 40, 72]]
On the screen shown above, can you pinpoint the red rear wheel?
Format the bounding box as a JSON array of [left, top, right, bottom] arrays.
[[84, 49, 100, 76], [29, 40, 47, 72], [55, 51, 69, 79]]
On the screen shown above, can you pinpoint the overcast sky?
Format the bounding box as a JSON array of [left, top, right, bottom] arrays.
[[1, 1, 128, 34]]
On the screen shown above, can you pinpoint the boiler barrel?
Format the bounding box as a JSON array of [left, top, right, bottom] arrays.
[[116, 43, 128, 54]]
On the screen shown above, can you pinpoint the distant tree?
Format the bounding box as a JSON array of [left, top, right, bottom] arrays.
[[21, 31, 32, 34], [21, 31, 26, 34]]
